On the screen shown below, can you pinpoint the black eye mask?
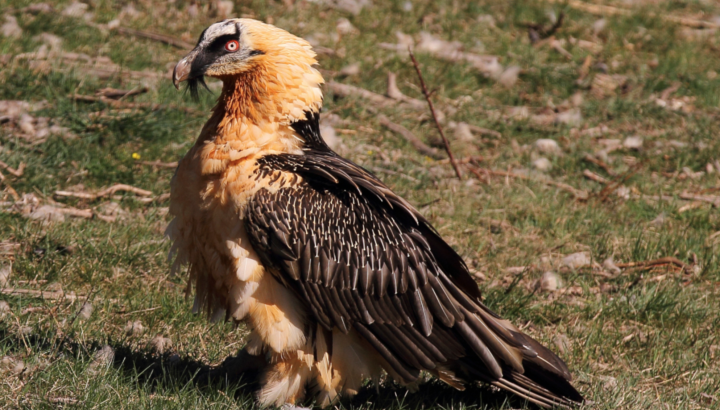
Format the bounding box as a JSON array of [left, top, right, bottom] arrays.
[[185, 25, 242, 100]]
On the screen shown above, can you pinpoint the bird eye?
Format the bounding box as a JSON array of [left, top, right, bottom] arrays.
[[225, 40, 239, 52]]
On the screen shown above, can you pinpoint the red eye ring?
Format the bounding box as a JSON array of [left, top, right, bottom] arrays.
[[225, 40, 239, 52]]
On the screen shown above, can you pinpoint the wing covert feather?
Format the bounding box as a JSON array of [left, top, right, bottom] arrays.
[[243, 152, 582, 406]]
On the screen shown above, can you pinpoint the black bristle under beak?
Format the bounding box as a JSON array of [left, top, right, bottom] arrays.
[[185, 76, 212, 101]]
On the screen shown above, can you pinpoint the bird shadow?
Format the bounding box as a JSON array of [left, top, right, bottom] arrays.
[[0, 327, 537, 409]]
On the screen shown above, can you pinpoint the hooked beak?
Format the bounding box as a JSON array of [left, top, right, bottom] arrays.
[[172, 55, 193, 90]]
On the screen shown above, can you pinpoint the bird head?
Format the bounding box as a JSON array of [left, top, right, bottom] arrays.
[[173, 19, 324, 126]]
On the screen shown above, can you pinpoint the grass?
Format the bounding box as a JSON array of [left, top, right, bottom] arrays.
[[1, 0, 719, 408]]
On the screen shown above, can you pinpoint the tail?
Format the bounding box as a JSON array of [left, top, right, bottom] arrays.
[[444, 299, 584, 408]]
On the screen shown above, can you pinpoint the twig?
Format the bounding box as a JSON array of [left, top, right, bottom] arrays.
[[615, 257, 689, 273], [660, 83, 682, 101], [96, 87, 148, 100], [70, 94, 200, 115], [0, 161, 25, 177], [466, 166, 490, 184], [550, 37, 573, 59], [386, 72, 426, 110], [1, 288, 84, 302], [117, 306, 161, 316], [55, 184, 152, 201], [437, 156, 484, 165], [138, 160, 178, 169], [408, 48, 462, 179], [418, 198, 441, 208], [523, 11, 565, 43], [378, 115, 445, 160], [22, 205, 117, 222], [55, 207, 94, 219], [4, 4, 54, 14], [115, 26, 194, 50], [67, 285, 97, 328], [547, 0, 720, 29], [378, 43, 501, 77], [678, 202, 704, 213], [582, 154, 617, 176], [595, 160, 644, 202], [465, 124, 502, 139], [326, 81, 397, 107], [48, 398, 79, 405], [0, 241, 21, 257], [367, 166, 420, 182], [679, 191, 720, 207], [583, 169, 609, 184], [153, 193, 172, 203], [468, 166, 589, 200]]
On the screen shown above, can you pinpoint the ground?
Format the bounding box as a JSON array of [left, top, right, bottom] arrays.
[[0, 0, 719, 409]]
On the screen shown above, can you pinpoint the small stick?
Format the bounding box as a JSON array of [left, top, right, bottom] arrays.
[[583, 169, 609, 184], [468, 166, 588, 200], [1, 288, 83, 302], [70, 94, 200, 115], [138, 160, 178, 169], [465, 124, 502, 139], [595, 160, 644, 202], [660, 83, 682, 101], [118, 306, 161, 316], [582, 154, 617, 176], [542, 12, 565, 38], [115, 26, 194, 50], [48, 398, 79, 406], [367, 166, 420, 182], [55, 207, 94, 219], [437, 156, 484, 165], [466, 166, 489, 184], [615, 257, 690, 274], [326, 81, 396, 107], [408, 48, 462, 179], [55, 183, 152, 201], [378, 115, 445, 160], [523, 11, 565, 43], [96, 87, 148, 100], [0, 161, 25, 177], [679, 191, 720, 208], [547, 0, 720, 29], [386, 72, 426, 110]]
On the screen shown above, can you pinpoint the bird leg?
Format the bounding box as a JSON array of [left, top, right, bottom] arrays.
[[257, 350, 315, 407]]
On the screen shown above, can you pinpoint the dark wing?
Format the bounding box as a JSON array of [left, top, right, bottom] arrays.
[[245, 150, 583, 408], [253, 150, 483, 302]]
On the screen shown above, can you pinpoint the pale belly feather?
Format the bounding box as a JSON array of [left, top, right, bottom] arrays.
[[167, 151, 308, 356]]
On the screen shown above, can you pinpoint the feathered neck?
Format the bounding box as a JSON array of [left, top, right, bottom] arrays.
[[201, 57, 324, 155]]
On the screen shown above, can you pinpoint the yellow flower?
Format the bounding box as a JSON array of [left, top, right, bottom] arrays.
[[132, 152, 141, 160]]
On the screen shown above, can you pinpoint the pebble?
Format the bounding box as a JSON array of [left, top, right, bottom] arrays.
[[532, 157, 552, 172], [534, 138, 561, 155], [540, 271, 562, 291], [623, 136, 644, 150], [562, 252, 591, 270], [78, 302, 93, 321]]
